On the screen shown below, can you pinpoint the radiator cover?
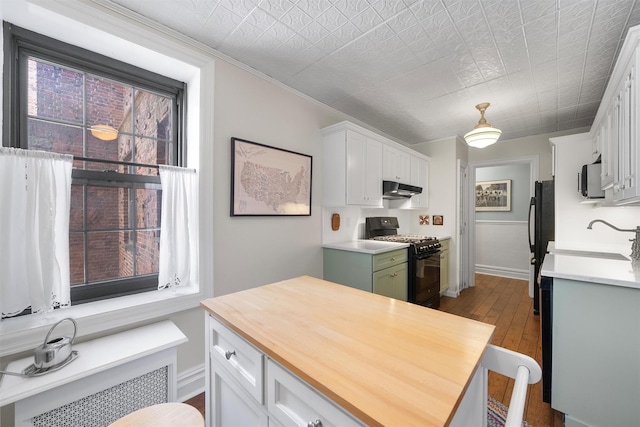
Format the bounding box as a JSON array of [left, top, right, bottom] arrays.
[[31, 366, 168, 427]]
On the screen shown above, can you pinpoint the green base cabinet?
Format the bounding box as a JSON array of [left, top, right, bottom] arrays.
[[439, 239, 449, 294], [323, 248, 408, 301], [551, 278, 640, 427]]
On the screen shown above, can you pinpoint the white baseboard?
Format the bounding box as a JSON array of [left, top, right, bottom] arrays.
[[177, 364, 205, 402], [474, 265, 529, 281], [443, 289, 459, 298]]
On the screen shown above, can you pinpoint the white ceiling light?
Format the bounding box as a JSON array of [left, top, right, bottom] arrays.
[[464, 103, 502, 148], [90, 124, 119, 141]]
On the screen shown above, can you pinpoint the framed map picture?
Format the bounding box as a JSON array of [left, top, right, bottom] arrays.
[[231, 137, 312, 216], [475, 179, 511, 211]]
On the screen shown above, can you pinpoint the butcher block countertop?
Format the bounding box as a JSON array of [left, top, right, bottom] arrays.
[[200, 276, 495, 427]]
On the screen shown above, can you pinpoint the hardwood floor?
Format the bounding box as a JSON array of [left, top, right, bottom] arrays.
[[185, 274, 563, 426], [439, 274, 563, 427], [185, 392, 205, 418]]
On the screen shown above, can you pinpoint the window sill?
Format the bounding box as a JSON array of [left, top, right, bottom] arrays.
[[0, 286, 203, 358]]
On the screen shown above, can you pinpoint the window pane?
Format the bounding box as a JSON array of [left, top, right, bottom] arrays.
[[134, 89, 173, 140], [86, 186, 130, 230], [135, 136, 168, 169], [69, 232, 85, 285], [87, 231, 133, 282], [86, 130, 128, 165], [27, 119, 83, 156], [136, 230, 159, 275], [28, 58, 83, 124], [70, 185, 84, 232], [137, 188, 162, 228], [86, 74, 132, 134]]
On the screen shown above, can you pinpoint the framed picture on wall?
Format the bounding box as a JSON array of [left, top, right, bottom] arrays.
[[475, 179, 511, 211], [231, 137, 312, 216]]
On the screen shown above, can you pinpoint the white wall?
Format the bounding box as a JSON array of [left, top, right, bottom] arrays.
[[552, 133, 640, 254], [410, 137, 458, 239], [212, 59, 344, 296]]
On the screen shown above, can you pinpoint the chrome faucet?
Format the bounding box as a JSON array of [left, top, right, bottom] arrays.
[[587, 219, 640, 261]]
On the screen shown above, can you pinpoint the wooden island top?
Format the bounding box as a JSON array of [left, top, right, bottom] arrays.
[[200, 276, 495, 426]]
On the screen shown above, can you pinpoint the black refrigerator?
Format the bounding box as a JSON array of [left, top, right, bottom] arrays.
[[528, 180, 555, 315]]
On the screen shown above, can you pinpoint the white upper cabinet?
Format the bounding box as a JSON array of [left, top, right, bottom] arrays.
[[346, 131, 383, 206], [322, 121, 429, 209], [410, 155, 429, 209], [322, 123, 382, 207], [382, 145, 411, 182], [591, 25, 640, 205]]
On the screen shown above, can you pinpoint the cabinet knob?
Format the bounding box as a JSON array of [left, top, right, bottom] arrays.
[[307, 420, 322, 427], [225, 350, 236, 360], [390, 257, 395, 261]]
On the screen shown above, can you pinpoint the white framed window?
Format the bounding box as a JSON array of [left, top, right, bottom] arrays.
[[0, 0, 213, 356], [3, 22, 186, 309]]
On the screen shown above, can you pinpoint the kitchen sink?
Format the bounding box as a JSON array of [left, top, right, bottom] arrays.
[[550, 248, 629, 261]]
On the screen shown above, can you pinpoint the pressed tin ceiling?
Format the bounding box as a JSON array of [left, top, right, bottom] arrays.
[[104, 0, 640, 144]]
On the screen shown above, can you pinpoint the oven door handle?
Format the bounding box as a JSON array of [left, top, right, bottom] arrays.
[[413, 249, 441, 260]]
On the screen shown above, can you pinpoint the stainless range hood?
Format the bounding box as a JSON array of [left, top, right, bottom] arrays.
[[382, 180, 422, 199]]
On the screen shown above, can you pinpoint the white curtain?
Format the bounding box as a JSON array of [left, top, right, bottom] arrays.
[[158, 165, 199, 290], [0, 147, 73, 318]]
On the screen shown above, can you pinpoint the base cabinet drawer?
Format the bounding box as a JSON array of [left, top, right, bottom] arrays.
[[266, 360, 364, 427], [372, 249, 407, 271], [210, 316, 264, 404]]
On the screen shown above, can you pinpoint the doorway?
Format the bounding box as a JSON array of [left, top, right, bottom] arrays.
[[464, 156, 539, 290]]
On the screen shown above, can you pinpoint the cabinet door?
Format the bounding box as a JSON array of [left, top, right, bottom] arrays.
[[600, 107, 614, 189], [373, 263, 408, 301], [346, 132, 382, 206], [620, 54, 639, 202], [439, 248, 449, 293], [551, 279, 640, 427], [382, 145, 410, 182], [364, 137, 383, 206], [409, 156, 429, 209], [210, 359, 269, 427], [267, 360, 363, 427]]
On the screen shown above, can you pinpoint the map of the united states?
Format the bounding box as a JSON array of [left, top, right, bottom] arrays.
[[233, 139, 311, 215]]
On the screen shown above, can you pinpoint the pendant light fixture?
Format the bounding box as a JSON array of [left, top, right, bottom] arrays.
[[90, 124, 119, 141], [464, 103, 501, 148]]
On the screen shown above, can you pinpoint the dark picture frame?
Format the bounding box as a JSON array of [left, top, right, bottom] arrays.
[[231, 137, 312, 216], [475, 179, 511, 211]]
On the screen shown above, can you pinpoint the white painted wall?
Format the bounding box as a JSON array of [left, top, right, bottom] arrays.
[[551, 133, 640, 254], [212, 59, 344, 296]]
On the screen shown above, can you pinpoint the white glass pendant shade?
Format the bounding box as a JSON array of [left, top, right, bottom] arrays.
[[464, 103, 501, 148]]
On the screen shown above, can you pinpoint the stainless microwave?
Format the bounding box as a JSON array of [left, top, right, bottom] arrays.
[[579, 163, 604, 199]]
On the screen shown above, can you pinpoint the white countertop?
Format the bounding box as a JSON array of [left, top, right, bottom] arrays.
[[541, 242, 640, 289], [322, 240, 409, 254]]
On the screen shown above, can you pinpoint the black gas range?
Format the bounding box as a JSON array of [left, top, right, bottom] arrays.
[[365, 217, 442, 308]]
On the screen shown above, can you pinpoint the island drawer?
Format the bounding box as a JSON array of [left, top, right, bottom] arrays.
[[266, 359, 364, 427], [373, 249, 407, 271], [209, 315, 264, 404]]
